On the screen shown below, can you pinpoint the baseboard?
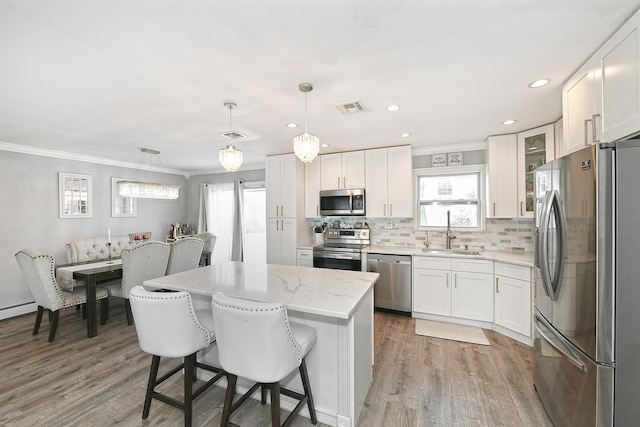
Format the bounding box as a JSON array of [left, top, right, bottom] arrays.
[[0, 302, 36, 321], [492, 324, 533, 346], [412, 312, 533, 347], [412, 312, 492, 330]]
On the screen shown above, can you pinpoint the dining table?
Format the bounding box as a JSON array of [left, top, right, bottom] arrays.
[[56, 258, 123, 338]]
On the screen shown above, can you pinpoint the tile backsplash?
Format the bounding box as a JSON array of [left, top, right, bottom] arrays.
[[306, 217, 535, 252]]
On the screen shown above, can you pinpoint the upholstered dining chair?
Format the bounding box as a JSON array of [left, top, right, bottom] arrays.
[[129, 285, 224, 427], [166, 237, 204, 275], [211, 292, 318, 427], [102, 241, 170, 325], [14, 248, 109, 342], [193, 232, 216, 266]]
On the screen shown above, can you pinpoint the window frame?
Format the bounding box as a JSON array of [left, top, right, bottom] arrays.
[[413, 164, 486, 231], [59, 172, 93, 218]]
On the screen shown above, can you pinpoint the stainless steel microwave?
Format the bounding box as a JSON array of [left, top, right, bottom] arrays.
[[319, 189, 365, 216]]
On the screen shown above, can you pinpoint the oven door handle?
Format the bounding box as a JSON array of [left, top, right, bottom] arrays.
[[314, 253, 360, 261]]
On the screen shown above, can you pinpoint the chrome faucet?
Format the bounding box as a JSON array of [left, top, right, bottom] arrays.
[[446, 210, 456, 249]]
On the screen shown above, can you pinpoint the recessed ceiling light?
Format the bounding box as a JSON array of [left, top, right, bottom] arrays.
[[287, 123, 298, 128], [528, 79, 550, 88], [399, 133, 411, 138], [321, 143, 329, 148], [502, 119, 517, 125], [386, 104, 401, 112]]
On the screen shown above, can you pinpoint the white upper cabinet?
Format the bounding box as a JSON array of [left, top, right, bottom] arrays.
[[562, 8, 640, 153], [304, 159, 321, 218], [562, 57, 598, 157], [365, 145, 413, 218], [486, 134, 518, 218], [320, 151, 365, 190], [597, 9, 640, 143], [517, 124, 555, 218], [266, 153, 302, 218]]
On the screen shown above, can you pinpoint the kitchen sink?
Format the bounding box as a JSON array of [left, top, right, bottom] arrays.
[[421, 248, 481, 256]]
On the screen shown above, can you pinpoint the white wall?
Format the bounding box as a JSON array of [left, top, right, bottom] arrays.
[[0, 150, 187, 318]]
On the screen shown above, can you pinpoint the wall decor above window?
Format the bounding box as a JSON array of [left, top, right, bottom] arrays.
[[59, 172, 93, 218]]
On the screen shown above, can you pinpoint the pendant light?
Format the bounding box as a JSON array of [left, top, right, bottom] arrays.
[[118, 148, 180, 199], [218, 102, 243, 172], [293, 82, 320, 163]]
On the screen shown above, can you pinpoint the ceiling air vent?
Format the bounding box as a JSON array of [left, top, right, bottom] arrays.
[[335, 101, 366, 114], [219, 130, 247, 140]]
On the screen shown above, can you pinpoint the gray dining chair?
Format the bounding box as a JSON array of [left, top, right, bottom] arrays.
[[14, 248, 109, 342], [211, 292, 318, 427], [101, 241, 170, 325], [166, 237, 204, 275], [193, 232, 216, 266], [129, 285, 224, 427]]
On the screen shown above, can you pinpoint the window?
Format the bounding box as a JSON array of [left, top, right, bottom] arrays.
[[416, 167, 484, 229]]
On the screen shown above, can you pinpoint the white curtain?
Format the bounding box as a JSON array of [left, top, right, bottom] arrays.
[[198, 182, 244, 264]]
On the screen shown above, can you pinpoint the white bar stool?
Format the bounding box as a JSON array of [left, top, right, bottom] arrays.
[[211, 292, 318, 427], [129, 285, 224, 427]]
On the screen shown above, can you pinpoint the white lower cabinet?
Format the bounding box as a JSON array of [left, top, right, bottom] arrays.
[[296, 248, 313, 267], [266, 218, 297, 266], [413, 256, 493, 322], [494, 262, 532, 338]]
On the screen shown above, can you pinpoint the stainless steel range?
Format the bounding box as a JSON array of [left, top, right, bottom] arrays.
[[313, 228, 370, 271]]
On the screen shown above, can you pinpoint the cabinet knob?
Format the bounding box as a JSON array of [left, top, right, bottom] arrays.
[[496, 277, 500, 293]]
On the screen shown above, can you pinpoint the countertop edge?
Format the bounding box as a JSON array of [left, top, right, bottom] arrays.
[[362, 245, 535, 267]]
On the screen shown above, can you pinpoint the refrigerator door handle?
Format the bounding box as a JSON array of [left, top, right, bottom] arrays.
[[538, 191, 554, 298], [535, 313, 587, 372], [538, 190, 567, 300]]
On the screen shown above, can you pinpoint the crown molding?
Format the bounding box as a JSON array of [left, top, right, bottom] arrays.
[[411, 141, 486, 156], [0, 142, 189, 177]]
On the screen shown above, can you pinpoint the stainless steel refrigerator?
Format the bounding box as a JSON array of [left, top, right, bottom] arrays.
[[534, 141, 640, 426]]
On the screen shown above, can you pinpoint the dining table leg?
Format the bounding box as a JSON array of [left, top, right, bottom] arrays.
[[86, 276, 97, 338]]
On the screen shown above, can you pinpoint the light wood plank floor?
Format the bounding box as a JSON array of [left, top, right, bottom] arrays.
[[0, 301, 552, 426]]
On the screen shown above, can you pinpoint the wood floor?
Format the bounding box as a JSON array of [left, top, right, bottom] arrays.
[[0, 301, 552, 426]]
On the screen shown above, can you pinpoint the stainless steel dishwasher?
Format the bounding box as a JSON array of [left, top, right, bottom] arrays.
[[366, 253, 412, 314]]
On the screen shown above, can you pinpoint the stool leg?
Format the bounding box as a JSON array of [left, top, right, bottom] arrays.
[[143, 355, 161, 419], [125, 299, 133, 326], [268, 382, 281, 427], [261, 384, 267, 405], [299, 359, 317, 424], [48, 310, 60, 342], [221, 374, 237, 427], [184, 353, 195, 427], [33, 306, 43, 335], [100, 298, 108, 325]]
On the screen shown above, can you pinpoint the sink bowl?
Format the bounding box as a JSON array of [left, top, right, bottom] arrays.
[[421, 248, 481, 256]]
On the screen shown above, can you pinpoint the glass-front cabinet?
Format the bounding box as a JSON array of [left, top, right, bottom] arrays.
[[517, 124, 555, 218]]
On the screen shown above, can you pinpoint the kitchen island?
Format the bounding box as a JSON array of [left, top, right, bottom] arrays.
[[143, 261, 379, 427]]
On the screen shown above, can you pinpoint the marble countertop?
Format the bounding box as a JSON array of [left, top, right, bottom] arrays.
[[143, 261, 379, 320], [363, 245, 535, 267]]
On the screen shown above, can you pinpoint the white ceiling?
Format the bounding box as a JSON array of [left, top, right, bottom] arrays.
[[2, 0, 640, 175]]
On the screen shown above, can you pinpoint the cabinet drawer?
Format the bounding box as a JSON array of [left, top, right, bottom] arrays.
[[296, 249, 313, 260], [451, 258, 493, 273], [413, 256, 452, 271], [494, 262, 531, 281]]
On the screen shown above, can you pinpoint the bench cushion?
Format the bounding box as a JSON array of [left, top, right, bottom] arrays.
[[66, 235, 134, 263]]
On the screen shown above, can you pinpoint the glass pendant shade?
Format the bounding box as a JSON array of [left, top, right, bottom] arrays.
[[294, 82, 320, 163], [118, 181, 180, 199], [293, 131, 320, 163], [219, 144, 243, 172]]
